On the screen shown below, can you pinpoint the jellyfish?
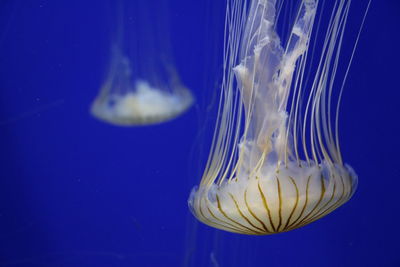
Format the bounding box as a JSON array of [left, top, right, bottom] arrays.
[[188, 0, 370, 235], [90, 0, 193, 126]]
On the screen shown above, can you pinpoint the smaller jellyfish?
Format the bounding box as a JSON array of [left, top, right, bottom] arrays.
[[90, 46, 193, 126], [90, 0, 193, 126]]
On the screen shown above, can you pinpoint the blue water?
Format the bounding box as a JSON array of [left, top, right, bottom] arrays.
[[0, 1, 399, 266]]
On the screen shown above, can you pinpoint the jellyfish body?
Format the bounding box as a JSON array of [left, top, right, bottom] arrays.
[[189, 0, 367, 235], [90, 0, 193, 126], [91, 46, 193, 126]]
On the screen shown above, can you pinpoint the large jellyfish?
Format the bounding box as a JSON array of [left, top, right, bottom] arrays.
[[90, 0, 193, 126], [189, 0, 370, 235]]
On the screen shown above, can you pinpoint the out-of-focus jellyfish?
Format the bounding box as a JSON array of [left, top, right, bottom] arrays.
[[90, 0, 193, 126], [189, 0, 370, 235]]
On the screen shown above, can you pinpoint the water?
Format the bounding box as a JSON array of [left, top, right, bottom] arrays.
[[0, 1, 399, 266]]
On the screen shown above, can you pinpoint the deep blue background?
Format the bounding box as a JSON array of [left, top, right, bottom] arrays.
[[0, 1, 399, 266]]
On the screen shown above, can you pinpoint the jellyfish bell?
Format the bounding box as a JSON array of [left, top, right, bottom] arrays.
[[189, 161, 357, 235], [90, 0, 193, 126], [189, 0, 369, 235]]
